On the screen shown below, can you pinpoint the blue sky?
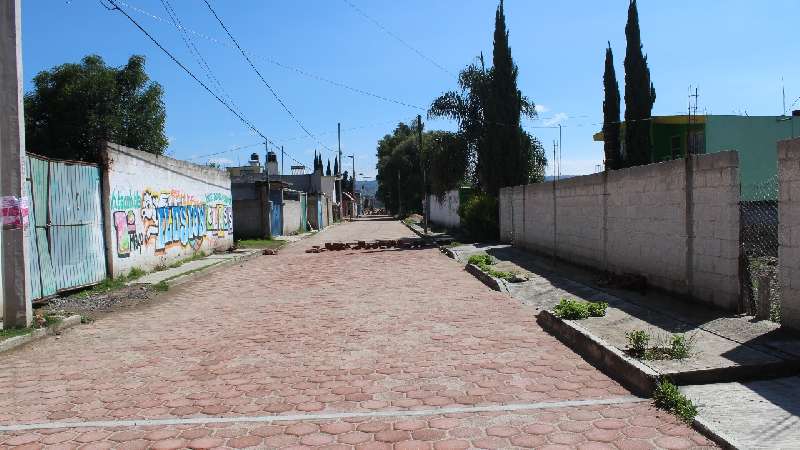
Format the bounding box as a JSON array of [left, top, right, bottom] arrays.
[[22, 0, 800, 178]]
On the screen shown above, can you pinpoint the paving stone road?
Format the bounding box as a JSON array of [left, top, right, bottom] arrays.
[[0, 218, 715, 449]]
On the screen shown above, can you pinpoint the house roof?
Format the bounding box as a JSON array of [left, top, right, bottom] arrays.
[[593, 115, 707, 141]]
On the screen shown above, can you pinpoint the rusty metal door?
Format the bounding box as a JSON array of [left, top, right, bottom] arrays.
[[25, 155, 107, 300]]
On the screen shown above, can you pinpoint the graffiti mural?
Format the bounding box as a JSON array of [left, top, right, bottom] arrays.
[[112, 188, 232, 258]]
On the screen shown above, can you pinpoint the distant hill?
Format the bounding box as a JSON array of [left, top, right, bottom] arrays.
[[356, 179, 378, 197]]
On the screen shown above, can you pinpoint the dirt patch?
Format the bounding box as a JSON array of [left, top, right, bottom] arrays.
[[40, 284, 159, 321]]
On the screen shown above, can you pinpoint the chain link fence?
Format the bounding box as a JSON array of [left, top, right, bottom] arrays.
[[740, 175, 780, 321]]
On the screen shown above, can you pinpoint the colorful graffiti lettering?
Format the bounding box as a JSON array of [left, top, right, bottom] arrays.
[[112, 188, 232, 258]]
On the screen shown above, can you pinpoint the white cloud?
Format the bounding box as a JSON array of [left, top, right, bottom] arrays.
[[534, 104, 549, 114], [544, 112, 569, 127]]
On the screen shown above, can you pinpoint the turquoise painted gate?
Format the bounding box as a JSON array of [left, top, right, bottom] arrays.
[[25, 155, 107, 300], [300, 193, 307, 232]]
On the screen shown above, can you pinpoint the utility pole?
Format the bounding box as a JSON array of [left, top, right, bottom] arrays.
[[349, 154, 356, 217], [337, 122, 343, 220], [417, 115, 428, 235], [265, 140, 272, 239], [1, 0, 31, 328], [280, 145, 284, 176]]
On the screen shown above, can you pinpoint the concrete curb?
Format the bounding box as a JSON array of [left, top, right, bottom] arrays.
[[691, 416, 738, 450], [536, 310, 658, 396], [0, 314, 82, 354], [465, 264, 511, 295], [166, 251, 257, 288]]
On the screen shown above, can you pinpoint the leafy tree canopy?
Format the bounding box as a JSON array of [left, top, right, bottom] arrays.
[[25, 54, 167, 161]]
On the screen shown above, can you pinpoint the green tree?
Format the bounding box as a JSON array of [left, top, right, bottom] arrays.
[[429, 2, 543, 196], [334, 157, 339, 175], [375, 122, 422, 215], [623, 0, 656, 167], [603, 42, 622, 170], [24, 54, 167, 161], [424, 131, 469, 199], [326, 159, 332, 176], [482, 0, 533, 195]]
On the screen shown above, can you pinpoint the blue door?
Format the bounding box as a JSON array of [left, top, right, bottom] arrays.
[[271, 202, 283, 237]]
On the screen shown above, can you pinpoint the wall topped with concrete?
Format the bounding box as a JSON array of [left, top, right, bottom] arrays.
[[102, 143, 233, 277], [428, 190, 461, 229], [499, 151, 741, 310], [779, 138, 800, 331]]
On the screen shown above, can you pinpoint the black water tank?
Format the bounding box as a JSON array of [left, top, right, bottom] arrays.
[[793, 110, 800, 117]]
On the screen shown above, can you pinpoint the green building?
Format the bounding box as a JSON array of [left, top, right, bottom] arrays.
[[594, 114, 800, 200]]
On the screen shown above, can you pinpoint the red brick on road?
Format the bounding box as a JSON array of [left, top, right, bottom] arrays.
[[0, 218, 714, 448]]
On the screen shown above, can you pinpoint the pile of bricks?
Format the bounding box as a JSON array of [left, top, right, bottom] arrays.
[[305, 239, 437, 253]]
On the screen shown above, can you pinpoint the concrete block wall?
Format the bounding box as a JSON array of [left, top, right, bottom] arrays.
[[500, 151, 741, 310], [691, 151, 741, 310], [779, 138, 800, 330], [428, 190, 461, 229], [283, 199, 302, 235], [523, 183, 554, 255], [103, 143, 233, 277], [555, 173, 606, 268], [606, 160, 687, 294]]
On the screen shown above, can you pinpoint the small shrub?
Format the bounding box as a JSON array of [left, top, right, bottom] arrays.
[[653, 379, 698, 423], [468, 253, 493, 267], [668, 334, 691, 359], [553, 298, 608, 320], [458, 193, 499, 242], [127, 267, 146, 281], [626, 329, 651, 357], [153, 281, 169, 292], [587, 301, 608, 317]]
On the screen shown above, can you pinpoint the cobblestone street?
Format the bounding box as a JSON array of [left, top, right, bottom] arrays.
[[0, 218, 715, 449]]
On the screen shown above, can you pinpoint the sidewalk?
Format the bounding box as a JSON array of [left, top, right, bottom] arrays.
[[449, 242, 800, 448], [132, 249, 258, 285]]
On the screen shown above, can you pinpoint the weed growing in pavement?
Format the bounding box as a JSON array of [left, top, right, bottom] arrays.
[[467, 253, 517, 281], [626, 330, 651, 357], [626, 330, 694, 360], [153, 281, 169, 292], [653, 379, 698, 423], [553, 298, 608, 320]]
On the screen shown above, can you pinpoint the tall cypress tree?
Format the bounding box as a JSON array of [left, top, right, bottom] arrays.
[[623, 0, 656, 167], [483, 0, 524, 196], [603, 42, 622, 170], [334, 157, 339, 175], [326, 159, 332, 176]]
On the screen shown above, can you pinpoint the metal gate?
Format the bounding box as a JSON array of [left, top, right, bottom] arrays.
[[25, 155, 107, 300]]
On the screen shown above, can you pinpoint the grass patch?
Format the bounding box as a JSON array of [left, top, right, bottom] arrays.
[[553, 298, 608, 320], [626, 330, 694, 360], [445, 241, 463, 248], [0, 313, 64, 342], [235, 238, 286, 250], [467, 253, 517, 281], [653, 379, 698, 423], [153, 281, 169, 292]]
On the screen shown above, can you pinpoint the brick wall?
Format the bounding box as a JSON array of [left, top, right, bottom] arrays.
[[499, 151, 741, 310], [779, 138, 800, 330]]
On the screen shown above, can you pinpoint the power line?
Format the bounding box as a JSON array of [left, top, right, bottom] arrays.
[[203, 0, 337, 153], [159, 0, 242, 115], [342, 0, 456, 79], [101, 0, 313, 170], [113, 0, 426, 112]]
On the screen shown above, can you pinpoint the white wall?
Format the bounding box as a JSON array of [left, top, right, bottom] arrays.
[[104, 143, 233, 277], [283, 199, 302, 235], [779, 138, 800, 331], [500, 152, 741, 310], [428, 190, 461, 229]]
